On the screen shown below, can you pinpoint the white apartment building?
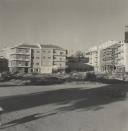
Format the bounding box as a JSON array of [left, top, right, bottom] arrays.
[[40, 45, 67, 73], [0, 43, 67, 74], [98, 40, 119, 72], [86, 46, 99, 72], [112, 41, 128, 72], [86, 40, 128, 73], [99, 41, 128, 73]]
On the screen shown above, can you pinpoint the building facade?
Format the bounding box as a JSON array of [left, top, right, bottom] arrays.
[[86, 40, 128, 73], [86, 46, 99, 72], [9, 44, 32, 73], [99, 41, 128, 73], [99, 40, 119, 73], [0, 43, 67, 74]]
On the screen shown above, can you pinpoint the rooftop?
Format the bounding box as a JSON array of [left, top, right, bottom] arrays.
[[18, 43, 40, 48], [6, 43, 65, 50], [40, 44, 63, 49]]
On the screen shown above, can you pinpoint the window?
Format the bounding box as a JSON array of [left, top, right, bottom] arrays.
[[25, 49, 29, 53], [53, 62, 56, 65], [36, 57, 40, 59], [18, 49, 22, 52], [53, 50, 56, 53], [25, 62, 28, 66], [53, 56, 56, 59], [36, 63, 39, 65], [48, 57, 51, 59], [31, 49, 34, 53], [37, 51, 40, 53], [60, 52, 64, 55]]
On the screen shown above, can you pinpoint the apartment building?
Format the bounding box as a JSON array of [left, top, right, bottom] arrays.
[[86, 40, 128, 73], [40, 45, 67, 73], [0, 43, 67, 74], [114, 42, 128, 73], [86, 46, 99, 72], [99, 41, 128, 73], [7, 44, 34, 73], [99, 41, 119, 72]]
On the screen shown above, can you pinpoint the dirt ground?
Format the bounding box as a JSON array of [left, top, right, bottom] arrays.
[[0, 82, 128, 131]]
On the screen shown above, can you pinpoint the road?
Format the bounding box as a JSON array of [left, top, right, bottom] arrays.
[[0, 81, 128, 131]]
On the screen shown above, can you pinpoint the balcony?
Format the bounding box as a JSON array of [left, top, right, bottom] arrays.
[[115, 56, 124, 60], [53, 50, 67, 56], [10, 52, 30, 55], [10, 54, 31, 61], [9, 61, 31, 68], [9, 64, 31, 68], [10, 48, 31, 55], [10, 58, 30, 61]]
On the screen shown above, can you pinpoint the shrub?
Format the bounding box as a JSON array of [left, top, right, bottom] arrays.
[[86, 72, 96, 81]]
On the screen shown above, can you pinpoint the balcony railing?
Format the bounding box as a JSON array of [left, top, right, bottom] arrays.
[[10, 58, 30, 61], [10, 52, 30, 55], [9, 65, 31, 68]]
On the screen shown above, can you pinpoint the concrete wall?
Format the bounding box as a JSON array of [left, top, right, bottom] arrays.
[[40, 66, 53, 74]]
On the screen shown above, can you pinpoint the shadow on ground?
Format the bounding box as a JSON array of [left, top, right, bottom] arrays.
[[0, 83, 127, 128], [0, 84, 127, 114], [1, 112, 57, 129]]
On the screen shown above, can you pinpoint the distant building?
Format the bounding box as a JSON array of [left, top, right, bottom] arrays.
[[86, 40, 128, 73], [67, 49, 75, 57], [98, 40, 119, 72], [86, 46, 99, 72], [0, 43, 67, 74], [99, 41, 128, 73]]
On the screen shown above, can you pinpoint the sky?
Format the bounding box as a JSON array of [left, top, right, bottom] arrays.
[[0, 0, 128, 51]]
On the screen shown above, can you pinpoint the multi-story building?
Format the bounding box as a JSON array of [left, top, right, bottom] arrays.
[[114, 41, 128, 73], [99, 41, 128, 73], [99, 40, 119, 72], [86, 40, 128, 73], [9, 44, 33, 73], [86, 26, 128, 74], [40, 44, 67, 73], [100, 45, 115, 72], [86, 46, 99, 72], [0, 43, 67, 74]]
